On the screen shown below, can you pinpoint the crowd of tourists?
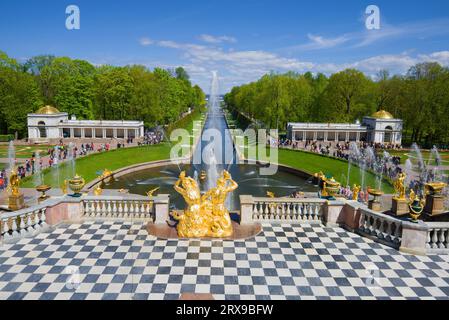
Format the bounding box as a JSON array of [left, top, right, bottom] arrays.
[[139, 130, 164, 146]]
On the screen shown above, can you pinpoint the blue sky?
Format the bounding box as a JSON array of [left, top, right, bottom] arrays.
[[1, 0, 449, 93]]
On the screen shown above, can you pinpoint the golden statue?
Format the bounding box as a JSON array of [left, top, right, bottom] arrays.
[[7, 169, 21, 197], [172, 170, 238, 238], [393, 172, 406, 200], [172, 171, 210, 238], [352, 184, 360, 201], [266, 191, 275, 198], [202, 170, 238, 238], [7, 168, 25, 211]]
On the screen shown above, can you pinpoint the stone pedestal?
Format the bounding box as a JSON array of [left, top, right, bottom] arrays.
[[392, 198, 408, 216], [368, 200, 382, 212], [8, 194, 25, 211], [425, 194, 445, 216]]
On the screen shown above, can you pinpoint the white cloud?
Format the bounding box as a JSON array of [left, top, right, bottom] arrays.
[[135, 36, 449, 92], [198, 34, 237, 44], [305, 34, 350, 49], [139, 37, 154, 46]]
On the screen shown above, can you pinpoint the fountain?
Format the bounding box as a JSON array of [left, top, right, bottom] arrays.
[[105, 71, 318, 207], [33, 151, 52, 202]]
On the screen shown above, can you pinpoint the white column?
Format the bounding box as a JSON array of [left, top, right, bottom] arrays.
[[81, 128, 85, 138], [124, 129, 128, 139], [324, 131, 328, 142], [313, 131, 317, 141], [113, 128, 117, 139], [302, 131, 306, 142], [102, 129, 106, 139], [356, 132, 360, 142], [345, 132, 349, 142], [70, 128, 74, 138]]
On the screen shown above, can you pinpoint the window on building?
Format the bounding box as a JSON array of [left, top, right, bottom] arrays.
[[38, 121, 47, 138], [384, 126, 393, 143]]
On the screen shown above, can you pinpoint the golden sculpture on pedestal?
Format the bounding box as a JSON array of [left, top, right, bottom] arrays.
[[352, 185, 360, 201], [172, 170, 238, 238], [7, 168, 25, 211], [393, 172, 407, 200]]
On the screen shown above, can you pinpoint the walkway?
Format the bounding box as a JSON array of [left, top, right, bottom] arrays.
[[0, 221, 448, 300]]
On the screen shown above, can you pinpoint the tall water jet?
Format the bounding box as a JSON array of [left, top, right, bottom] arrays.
[[7, 141, 16, 172], [429, 145, 443, 182], [33, 152, 42, 187]]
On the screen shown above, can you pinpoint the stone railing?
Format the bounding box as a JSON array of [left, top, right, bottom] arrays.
[[426, 222, 449, 254], [82, 195, 157, 221], [240, 195, 326, 224], [0, 194, 170, 244], [357, 208, 403, 249], [1, 204, 49, 243]]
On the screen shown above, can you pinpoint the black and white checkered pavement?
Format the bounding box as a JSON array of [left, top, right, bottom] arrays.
[[0, 221, 448, 300]]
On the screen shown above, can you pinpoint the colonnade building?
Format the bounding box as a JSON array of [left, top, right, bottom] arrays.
[[27, 106, 144, 143], [287, 110, 403, 145]]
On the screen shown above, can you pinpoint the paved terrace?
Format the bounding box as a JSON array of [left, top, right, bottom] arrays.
[[1, 221, 448, 300]]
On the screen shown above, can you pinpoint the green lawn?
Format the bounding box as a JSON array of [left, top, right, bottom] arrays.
[[381, 149, 449, 165], [0, 145, 54, 159], [246, 147, 394, 193], [21, 108, 206, 188]]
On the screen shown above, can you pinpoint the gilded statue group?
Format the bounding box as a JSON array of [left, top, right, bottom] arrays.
[[171, 170, 238, 238]]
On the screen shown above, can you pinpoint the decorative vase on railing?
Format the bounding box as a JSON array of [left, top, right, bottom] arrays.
[[36, 185, 51, 202], [68, 174, 85, 197], [408, 190, 425, 223]]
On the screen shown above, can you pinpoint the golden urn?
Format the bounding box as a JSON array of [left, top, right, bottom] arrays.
[[36, 184, 52, 201], [409, 190, 425, 222], [367, 188, 384, 198], [68, 174, 86, 197], [324, 178, 341, 198]]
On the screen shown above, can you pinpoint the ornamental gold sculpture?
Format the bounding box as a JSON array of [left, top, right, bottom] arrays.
[[7, 168, 25, 211], [393, 172, 406, 200], [172, 170, 238, 238]]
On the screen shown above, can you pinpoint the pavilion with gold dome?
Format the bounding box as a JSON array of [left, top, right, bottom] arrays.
[[287, 109, 403, 145], [27, 105, 144, 143]]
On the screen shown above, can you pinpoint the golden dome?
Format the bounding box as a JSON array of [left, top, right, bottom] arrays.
[[36, 105, 61, 115], [371, 110, 394, 119]]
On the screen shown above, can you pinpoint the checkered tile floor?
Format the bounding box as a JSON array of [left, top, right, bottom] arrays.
[[0, 221, 448, 300]]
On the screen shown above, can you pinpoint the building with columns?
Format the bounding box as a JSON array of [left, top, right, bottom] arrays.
[[287, 110, 403, 145], [27, 106, 144, 143]]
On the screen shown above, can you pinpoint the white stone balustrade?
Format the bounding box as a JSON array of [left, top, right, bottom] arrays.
[[358, 208, 403, 248], [240, 195, 326, 224], [82, 195, 169, 222], [1, 206, 49, 243], [426, 222, 449, 253]]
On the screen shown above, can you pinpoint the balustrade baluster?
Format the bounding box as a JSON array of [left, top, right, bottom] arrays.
[[438, 229, 446, 249], [444, 229, 449, 249], [2, 218, 11, 239], [432, 229, 439, 249]]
